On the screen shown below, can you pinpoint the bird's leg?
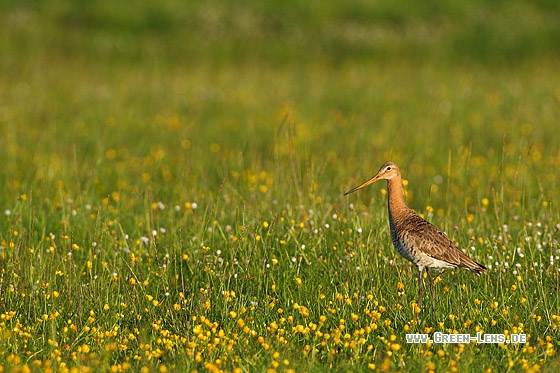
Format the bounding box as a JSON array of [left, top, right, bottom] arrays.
[[417, 268, 424, 307], [427, 268, 435, 300]]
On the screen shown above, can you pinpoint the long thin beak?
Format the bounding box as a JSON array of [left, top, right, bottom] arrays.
[[344, 174, 382, 196]]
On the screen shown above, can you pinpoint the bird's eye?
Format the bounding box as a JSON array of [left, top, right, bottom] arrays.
[[386, 166, 392, 171]]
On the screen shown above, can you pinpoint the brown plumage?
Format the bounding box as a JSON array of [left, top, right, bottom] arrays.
[[345, 162, 486, 306]]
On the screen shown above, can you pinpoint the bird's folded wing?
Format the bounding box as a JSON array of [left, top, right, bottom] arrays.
[[400, 214, 476, 267]]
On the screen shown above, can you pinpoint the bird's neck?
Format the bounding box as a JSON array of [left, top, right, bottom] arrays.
[[386, 177, 408, 218]]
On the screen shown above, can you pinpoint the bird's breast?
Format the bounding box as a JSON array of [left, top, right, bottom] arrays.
[[390, 225, 416, 263]]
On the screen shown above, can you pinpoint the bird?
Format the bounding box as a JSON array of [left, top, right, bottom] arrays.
[[344, 162, 486, 307]]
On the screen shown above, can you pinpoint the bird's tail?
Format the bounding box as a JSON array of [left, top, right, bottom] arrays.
[[468, 261, 487, 276]]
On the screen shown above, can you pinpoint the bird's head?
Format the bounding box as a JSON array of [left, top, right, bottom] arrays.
[[344, 162, 401, 195]]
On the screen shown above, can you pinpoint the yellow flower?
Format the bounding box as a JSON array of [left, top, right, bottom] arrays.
[[295, 278, 302, 285]]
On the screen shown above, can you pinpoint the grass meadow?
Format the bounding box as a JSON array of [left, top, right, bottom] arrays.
[[1, 0, 560, 371]]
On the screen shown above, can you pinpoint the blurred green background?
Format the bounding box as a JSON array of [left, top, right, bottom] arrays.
[[3, 0, 560, 65], [1, 0, 560, 211]]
